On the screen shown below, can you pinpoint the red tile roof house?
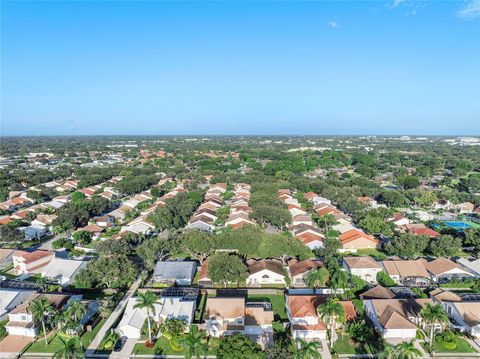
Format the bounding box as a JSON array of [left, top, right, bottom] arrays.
[[286, 295, 356, 342], [292, 224, 325, 249], [339, 229, 379, 253], [404, 224, 440, 237], [288, 259, 324, 288], [12, 250, 54, 275]]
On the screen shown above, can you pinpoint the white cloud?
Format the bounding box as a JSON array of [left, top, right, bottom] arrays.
[[328, 21, 340, 28], [458, 0, 480, 18], [392, 0, 405, 7]]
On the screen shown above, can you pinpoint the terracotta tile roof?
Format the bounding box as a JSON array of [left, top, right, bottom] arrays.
[[430, 288, 462, 302], [245, 305, 274, 325], [370, 299, 433, 330], [297, 232, 324, 245], [339, 229, 379, 245], [304, 192, 318, 200], [13, 250, 54, 264], [198, 260, 210, 280], [287, 295, 356, 321]]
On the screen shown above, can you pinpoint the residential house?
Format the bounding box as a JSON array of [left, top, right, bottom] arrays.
[[343, 256, 383, 284], [364, 299, 434, 342], [6, 293, 71, 337], [292, 215, 313, 227], [31, 214, 57, 228], [121, 215, 154, 235], [20, 225, 47, 240], [457, 258, 480, 277], [454, 202, 475, 214], [388, 213, 410, 228], [75, 224, 104, 240], [204, 297, 274, 347], [381, 260, 431, 286], [288, 259, 323, 288], [339, 229, 379, 253], [153, 261, 196, 286], [288, 205, 306, 217], [423, 258, 475, 282], [286, 295, 356, 341], [93, 215, 115, 228], [40, 258, 88, 286], [198, 260, 212, 287], [0, 289, 36, 320], [12, 250, 54, 275], [304, 192, 331, 206], [0, 248, 15, 268], [116, 294, 196, 339], [246, 259, 286, 286], [405, 224, 440, 237], [225, 212, 255, 229]]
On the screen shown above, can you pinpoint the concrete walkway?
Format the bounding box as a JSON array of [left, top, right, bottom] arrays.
[[414, 339, 430, 358], [321, 340, 332, 359], [85, 276, 142, 357]]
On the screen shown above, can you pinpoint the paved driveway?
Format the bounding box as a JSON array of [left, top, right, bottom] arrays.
[[108, 338, 137, 358], [0, 335, 34, 358]]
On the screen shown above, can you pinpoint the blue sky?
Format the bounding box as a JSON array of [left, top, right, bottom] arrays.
[[1, 0, 479, 136]]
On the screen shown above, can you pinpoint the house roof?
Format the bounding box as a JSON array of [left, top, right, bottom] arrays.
[[382, 260, 430, 279], [78, 224, 104, 233], [425, 258, 464, 276], [245, 303, 274, 325], [11, 293, 70, 314], [344, 256, 381, 269], [41, 258, 87, 281], [339, 229, 379, 245], [13, 250, 54, 264], [429, 288, 462, 302], [359, 286, 396, 300], [287, 295, 356, 320], [304, 192, 318, 200], [153, 261, 196, 280], [451, 302, 480, 327], [205, 297, 245, 319], [369, 299, 433, 329], [288, 259, 323, 277], [297, 232, 324, 245], [247, 259, 285, 276], [292, 223, 323, 236], [198, 260, 210, 280]]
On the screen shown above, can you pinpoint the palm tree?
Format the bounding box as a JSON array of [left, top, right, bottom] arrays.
[[378, 342, 395, 359], [29, 297, 56, 345], [133, 290, 160, 344], [293, 339, 322, 359], [317, 297, 346, 347], [305, 268, 330, 289], [420, 303, 449, 347], [66, 300, 87, 323], [395, 340, 422, 359], [53, 337, 84, 359], [178, 325, 207, 359]]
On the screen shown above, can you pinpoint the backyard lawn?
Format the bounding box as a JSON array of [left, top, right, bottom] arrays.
[[247, 294, 287, 320]]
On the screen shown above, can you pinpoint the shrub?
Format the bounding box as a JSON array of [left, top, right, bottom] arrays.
[[377, 271, 396, 287], [51, 238, 67, 250]]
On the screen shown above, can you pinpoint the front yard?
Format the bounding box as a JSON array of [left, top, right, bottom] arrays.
[[26, 318, 106, 353], [133, 337, 216, 356], [332, 332, 385, 355]]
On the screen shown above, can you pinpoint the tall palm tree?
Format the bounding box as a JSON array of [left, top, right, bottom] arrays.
[[420, 303, 449, 347], [317, 297, 346, 347], [395, 340, 422, 359], [133, 290, 160, 344], [178, 325, 207, 359], [53, 337, 84, 359], [29, 297, 56, 345], [293, 339, 322, 359]]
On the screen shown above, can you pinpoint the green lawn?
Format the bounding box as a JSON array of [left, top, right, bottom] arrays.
[[26, 318, 106, 354], [133, 337, 215, 356], [247, 294, 287, 321], [333, 335, 356, 355], [422, 336, 477, 354]]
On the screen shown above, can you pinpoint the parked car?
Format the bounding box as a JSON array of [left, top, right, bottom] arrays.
[[114, 336, 127, 352]]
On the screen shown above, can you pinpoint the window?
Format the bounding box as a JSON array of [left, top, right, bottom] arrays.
[[262, 274, 269, 279]]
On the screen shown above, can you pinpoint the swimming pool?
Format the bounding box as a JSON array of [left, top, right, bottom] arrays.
[[443, 221, 471, 229]]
